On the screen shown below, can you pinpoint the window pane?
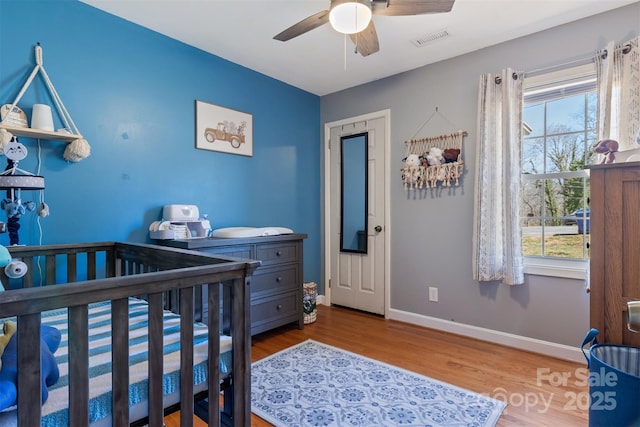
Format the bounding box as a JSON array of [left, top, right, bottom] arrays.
[[568, 133, 588, 170], [545, 133, 585, 173], [522, 218, 542, 257], [522, 221, 590, 259], [587, 92, 597, 131], [524, 103, 545, 138], [543, 178, 565, 218], [563, 176, 589, 215], [546, 95, 588, 133], [521, 179, 543, 220], [522, 137, 544, 174], [521, 177, 590, 259], [543, 234, 589, 258], [586, 131, 597, 164]]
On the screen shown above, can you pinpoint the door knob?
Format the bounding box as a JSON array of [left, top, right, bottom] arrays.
[[374, 225, 382, 232]]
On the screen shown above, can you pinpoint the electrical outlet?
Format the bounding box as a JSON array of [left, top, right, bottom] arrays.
[[428, 287, 438, 302]]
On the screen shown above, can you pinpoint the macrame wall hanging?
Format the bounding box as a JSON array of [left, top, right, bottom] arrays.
[[401, 108, 467, 191]]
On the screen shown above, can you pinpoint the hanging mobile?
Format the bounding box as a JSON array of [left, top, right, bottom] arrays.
[[0, 137, 43, 245]]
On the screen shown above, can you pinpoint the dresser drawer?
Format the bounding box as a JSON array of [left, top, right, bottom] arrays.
[[256, 242, 298, 266], [251, 292, 300, 332], [252, 265, 299, 295], [200, 245, 252, 259]]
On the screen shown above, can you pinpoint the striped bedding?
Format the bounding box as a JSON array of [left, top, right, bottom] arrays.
[[0, 298, 232, 427]]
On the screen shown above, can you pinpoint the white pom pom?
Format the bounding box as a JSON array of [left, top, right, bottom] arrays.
[[38, 202, 50, 218], [63, 138, 91, 162]]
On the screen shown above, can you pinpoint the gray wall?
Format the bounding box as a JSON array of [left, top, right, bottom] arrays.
[[320, 3, 640, 347]]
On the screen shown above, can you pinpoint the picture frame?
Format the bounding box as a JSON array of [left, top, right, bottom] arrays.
[[195, 100, 253, 156]]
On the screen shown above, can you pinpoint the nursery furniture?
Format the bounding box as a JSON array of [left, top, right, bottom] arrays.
[[588, 161, 640, 347], [161, 233, 307, 335], [0, 242, 259, 426]]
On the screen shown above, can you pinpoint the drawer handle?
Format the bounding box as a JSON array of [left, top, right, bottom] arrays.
[[276, 304, 282, 310], [276, 276, 282, 282], [276, 250, 282, 256]]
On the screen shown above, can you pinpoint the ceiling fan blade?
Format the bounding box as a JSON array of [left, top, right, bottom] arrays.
[[274, 10, 330, 41], [372, 0, 455, 16], [349, 20, 380, 57]]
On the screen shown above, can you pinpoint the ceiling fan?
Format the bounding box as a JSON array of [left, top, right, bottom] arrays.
[[273, 0, 455, 57]]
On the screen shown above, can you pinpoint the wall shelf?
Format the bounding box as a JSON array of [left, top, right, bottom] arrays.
[[0, 124, 77, 143]]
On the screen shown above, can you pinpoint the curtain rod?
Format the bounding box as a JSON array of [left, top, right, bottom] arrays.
[[524, 42, 633, 79], [524, 55, 593, 78]]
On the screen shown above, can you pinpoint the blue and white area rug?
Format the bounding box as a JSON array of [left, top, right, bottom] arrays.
[[251, 339, 506, 426]]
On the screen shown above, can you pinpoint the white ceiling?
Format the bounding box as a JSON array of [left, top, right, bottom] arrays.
[[80, 0, 638, 96]]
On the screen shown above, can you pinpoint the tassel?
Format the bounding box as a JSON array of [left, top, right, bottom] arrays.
[[63, 138, 91, 162]]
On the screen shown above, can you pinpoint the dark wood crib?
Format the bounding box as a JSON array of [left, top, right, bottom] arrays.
[[0, 242, 260, 427]]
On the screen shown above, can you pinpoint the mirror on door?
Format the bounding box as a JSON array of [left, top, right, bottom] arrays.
[[340, 132, 368, 253]]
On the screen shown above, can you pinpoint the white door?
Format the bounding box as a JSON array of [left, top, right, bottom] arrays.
[[326, 111, 387, 315]]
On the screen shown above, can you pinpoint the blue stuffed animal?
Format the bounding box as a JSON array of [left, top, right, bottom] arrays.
[[0, 321, 61, 411]]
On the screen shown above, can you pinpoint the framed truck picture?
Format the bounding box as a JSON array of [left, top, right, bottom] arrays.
[[195, 100, 253, 156]]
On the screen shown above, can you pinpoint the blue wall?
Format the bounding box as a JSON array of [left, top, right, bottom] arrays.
[[0, 0, 322, 283]]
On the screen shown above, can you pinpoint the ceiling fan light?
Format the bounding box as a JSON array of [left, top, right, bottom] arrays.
[[329, 1, 372, 34]]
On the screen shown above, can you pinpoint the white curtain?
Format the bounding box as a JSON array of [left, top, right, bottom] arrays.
[[472, 68, 525, 286], [596, 36, 640, 151]]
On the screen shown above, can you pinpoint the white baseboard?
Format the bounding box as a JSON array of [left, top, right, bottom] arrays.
[[317, 297, 585, 363], [387, 308, 586, 363]]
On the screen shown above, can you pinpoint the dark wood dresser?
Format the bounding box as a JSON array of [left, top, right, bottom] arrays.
[[160, 233, 307, 335], [588, 162, 640, 346]]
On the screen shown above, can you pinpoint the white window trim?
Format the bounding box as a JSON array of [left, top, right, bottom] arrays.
[[524, 63, 596, 92], [521, 169, 589, 181], [524, 257, 588, 280]]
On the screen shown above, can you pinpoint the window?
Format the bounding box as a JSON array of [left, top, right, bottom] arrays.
[[520, 64, 597, 273]]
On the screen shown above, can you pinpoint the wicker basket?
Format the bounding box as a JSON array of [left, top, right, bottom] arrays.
[[303, 282, 317, 324]]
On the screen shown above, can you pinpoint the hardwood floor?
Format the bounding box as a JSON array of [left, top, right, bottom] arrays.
[[167, 304, 589, 426]]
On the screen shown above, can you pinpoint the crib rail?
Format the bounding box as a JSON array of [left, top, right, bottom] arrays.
[[0, 242, 258, 427]]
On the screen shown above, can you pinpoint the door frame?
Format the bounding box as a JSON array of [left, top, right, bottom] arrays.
[[323, 109, 391, 317]]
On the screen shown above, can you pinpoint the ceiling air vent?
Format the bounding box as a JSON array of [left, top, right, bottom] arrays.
[[411, 29, 450, 47]]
